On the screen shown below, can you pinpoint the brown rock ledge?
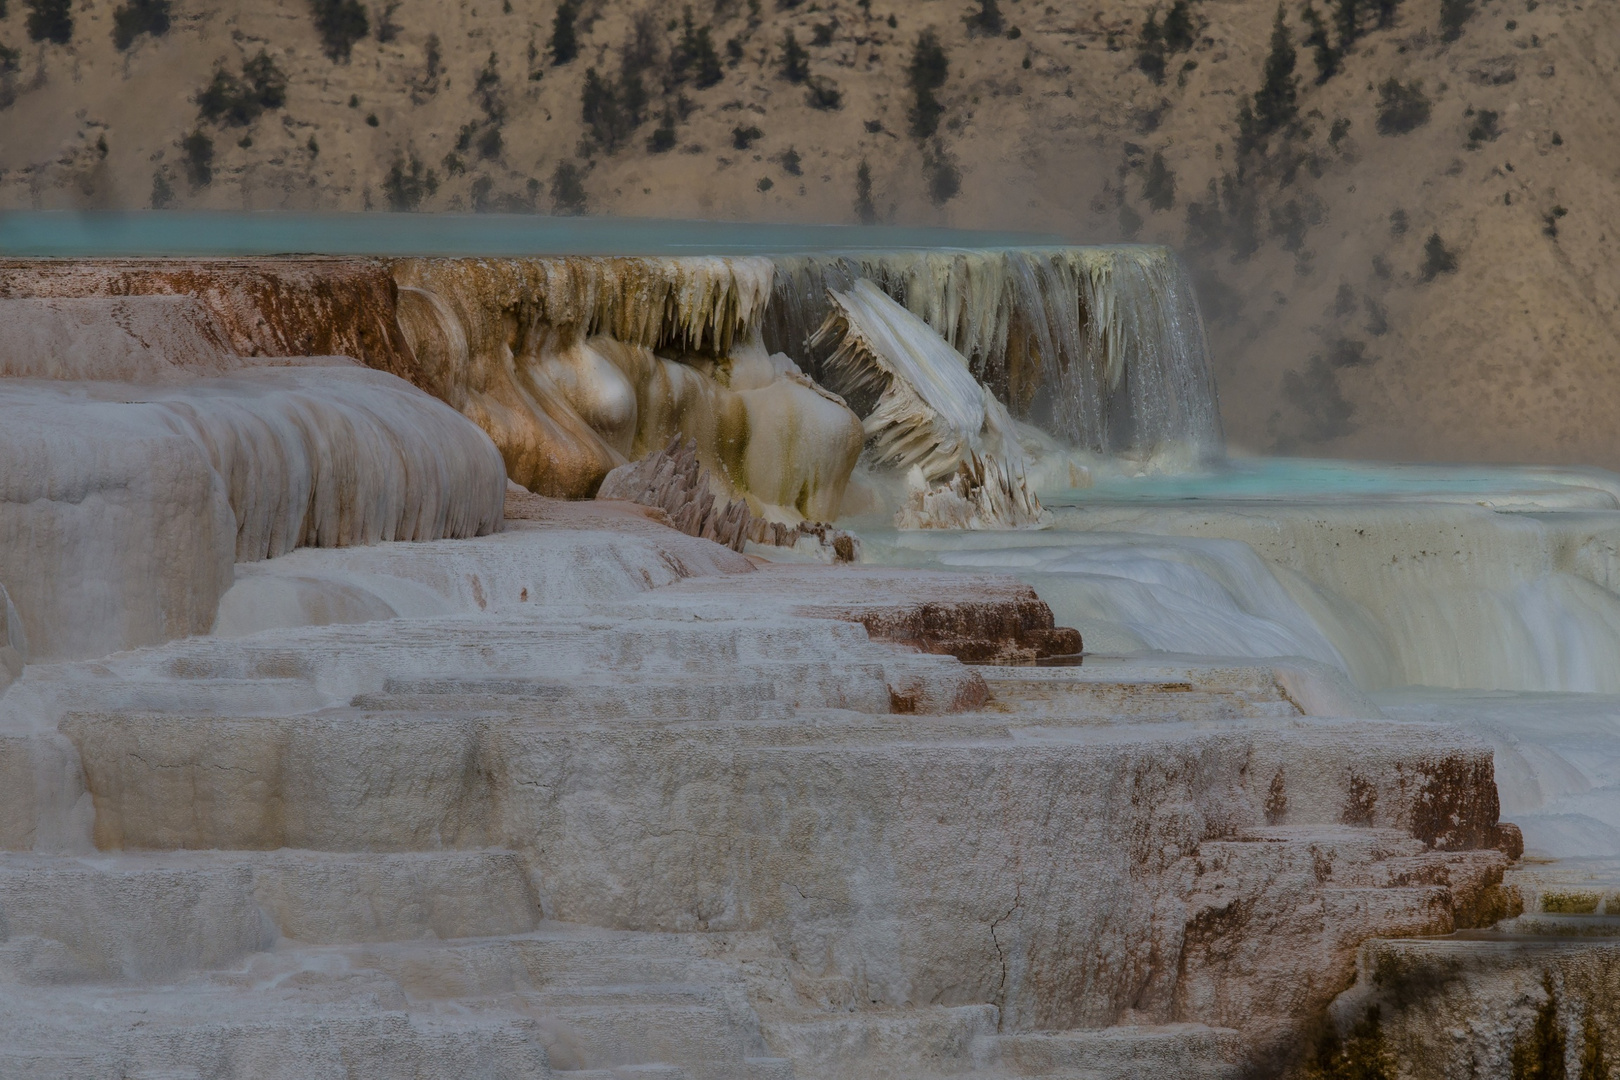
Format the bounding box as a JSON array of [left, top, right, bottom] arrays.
[[659, 563, 1082, 665]]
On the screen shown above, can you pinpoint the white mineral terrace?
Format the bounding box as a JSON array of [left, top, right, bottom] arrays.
[[1, 237, 1617, 1078]]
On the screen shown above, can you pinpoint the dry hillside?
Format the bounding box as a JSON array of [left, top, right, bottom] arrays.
[[1, 0, 1616, 467]]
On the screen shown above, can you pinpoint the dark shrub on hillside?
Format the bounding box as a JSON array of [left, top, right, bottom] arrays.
[[648, 106, 677, 152], [1252, 3, 1298, 135], [26, 0, 73, 44], [1162, 0, 1195, 51], [1420, 232, 1458, 279], [907, 30, 948, 138], [550, 0, 579, 64], [551, 161, 588, 214], [112, 0, 170, 51], [243, 51, 288, 109], [1439, 0, 1473, 41], [1300, 2, 1338, 83], [925, 145, 960, 205], [474, 51, 504, 120], [854, 159, 876, 224], [151, 171, 175, 208], [964, 0, 1002, 37], [310, 0, 368, 61], [181, 129, 213, 188], [197, 52, 286, 126], [197, 69, 260, 126], [805, 74, 841, 110], [1137, 11, 1166, 83], [1138, 0, 1194, 84], [581, 67, 646, 152], [1465, 109, 1499, 148], [779, 30, 809, 82], [671, 8, 723, 88], [1143, 151, 1176, 211], [374, 0, 400, 43], [383, 153, 439, 211], [1375, 78, 1430, 134]]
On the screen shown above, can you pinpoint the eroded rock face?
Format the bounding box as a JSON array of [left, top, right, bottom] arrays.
[[0, 296, 239, 381], [810, 278, 1049, 530], [597, 435, 754, 552], [0, 581, 24, 692], [0, 258, 412, 369], [1327, 937, 1620, 1079]]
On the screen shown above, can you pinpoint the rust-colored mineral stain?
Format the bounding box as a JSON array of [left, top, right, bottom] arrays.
[[840, 597, 1083, 665], [0, 258, 414, 372]]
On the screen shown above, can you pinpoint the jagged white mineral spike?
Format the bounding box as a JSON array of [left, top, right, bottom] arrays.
[[812, 279, 989, 478], [770, 246, 1221, 459]]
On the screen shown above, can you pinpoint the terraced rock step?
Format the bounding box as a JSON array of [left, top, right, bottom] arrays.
[[0, 849, 541, 982], [0, 513, 1534, 1078], [1330, 935, 1620, 1080], [648, 566, 1083, 664], [1500, 913, 1620, 937], [980, 668, 1304, 723], [995, 1025, 1245, 1079], [23, 613, 986, 724], [1504, 857, 1620, 914], [0, 915, 799, 1080]]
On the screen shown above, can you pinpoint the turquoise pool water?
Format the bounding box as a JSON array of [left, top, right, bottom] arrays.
[[0, 211, 1066, 258], [1043, 456, 1620, 507]]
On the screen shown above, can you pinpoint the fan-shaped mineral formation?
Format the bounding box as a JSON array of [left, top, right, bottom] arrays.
[[0, 296, 505, 660]]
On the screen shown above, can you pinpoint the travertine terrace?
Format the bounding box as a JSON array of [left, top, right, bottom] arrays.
[[2, 219, 1617, 1078]]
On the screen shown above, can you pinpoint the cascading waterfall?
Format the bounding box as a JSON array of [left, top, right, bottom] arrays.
[[765, 245, 1224, 462]]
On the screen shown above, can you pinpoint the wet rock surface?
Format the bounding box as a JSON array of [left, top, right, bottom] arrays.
[[0, 495, 1522, 1078]]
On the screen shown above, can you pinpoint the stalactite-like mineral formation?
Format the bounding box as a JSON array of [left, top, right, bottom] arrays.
[[390, 256, 865, 519], [768, 245, 1224, 460], [809, 279, 1049, 529]]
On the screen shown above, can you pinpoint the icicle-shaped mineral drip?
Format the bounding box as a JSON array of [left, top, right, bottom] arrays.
[[810, 279, 989, 478]]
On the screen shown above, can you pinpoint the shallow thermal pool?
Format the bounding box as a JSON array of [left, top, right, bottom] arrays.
[[0, 210, 1062, 257], [1041, 454, 1620, 508], [848, 454, 1620, 860]]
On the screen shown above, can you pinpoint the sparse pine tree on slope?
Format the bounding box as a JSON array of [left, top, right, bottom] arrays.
[[550, 0, 579, 65], [26, 0, 73, 44], [1253, 3, 1298, 135]]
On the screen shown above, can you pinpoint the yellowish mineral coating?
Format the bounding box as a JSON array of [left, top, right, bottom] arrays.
[[392, 256, 862, 520]]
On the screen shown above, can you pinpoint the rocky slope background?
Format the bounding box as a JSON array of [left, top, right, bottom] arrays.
[[0, 0, 1615, 466]]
